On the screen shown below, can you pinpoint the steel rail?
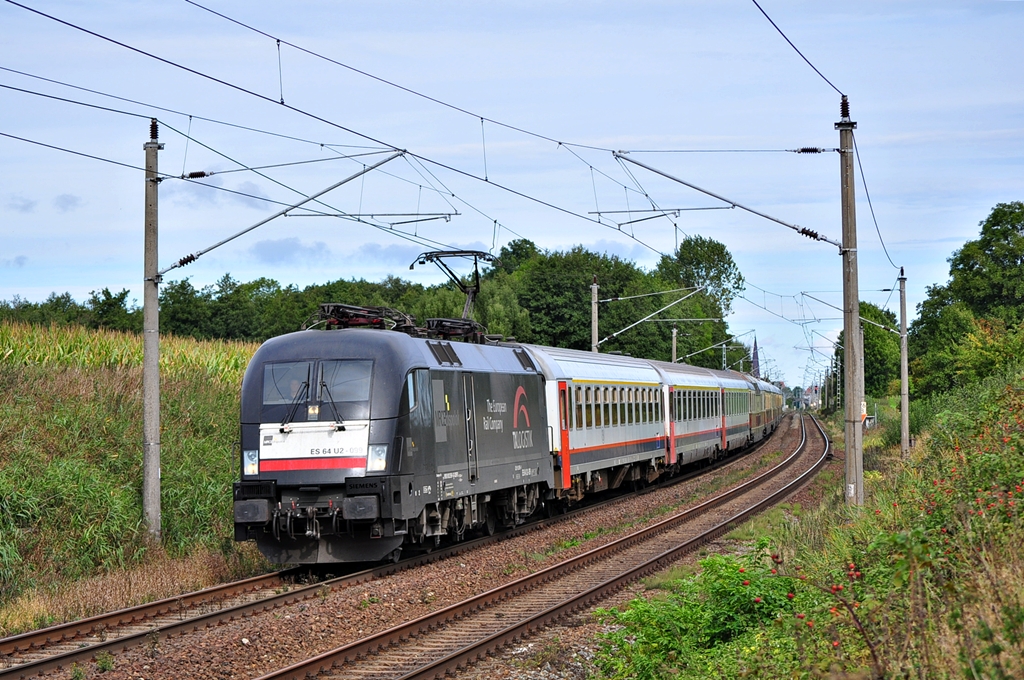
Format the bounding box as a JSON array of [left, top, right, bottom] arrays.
[[256, 415, 827, 680], [0, 419, 785, 679], [0, 569, 294, 658]]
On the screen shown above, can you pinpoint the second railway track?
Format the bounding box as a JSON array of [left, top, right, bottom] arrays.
[[259, 413, 829, 680]]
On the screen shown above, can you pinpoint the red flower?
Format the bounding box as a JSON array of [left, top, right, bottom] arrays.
[[742, 580, 750, 586], [787, 592, 795, 599], [754, 597, 762, 603]]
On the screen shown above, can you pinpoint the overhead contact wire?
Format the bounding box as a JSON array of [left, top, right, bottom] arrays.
[[749, 0, 844, 96]]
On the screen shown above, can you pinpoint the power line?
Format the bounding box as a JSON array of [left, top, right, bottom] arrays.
[[0, 81, 151, 120], [619, 148, 835, 154], [0, 65, 386, 151], [4, 0, 400, 149], [749, 0, 844, 96], [852, 130, 899, 270], [614, 152, 842, 249], [5, 0, 667, 258], [0, 130, 148, 173], [181, 0, 733, 209], [2, 71, 456, 244], [0, 126, 455, 257], [181, 0, 614, 153]]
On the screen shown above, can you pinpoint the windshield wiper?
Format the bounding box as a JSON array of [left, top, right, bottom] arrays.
[[319, 381, 347, 431], [279, 381, 309, 433]]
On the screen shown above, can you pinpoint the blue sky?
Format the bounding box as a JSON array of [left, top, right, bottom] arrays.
[[2, 0, 1022, 387]]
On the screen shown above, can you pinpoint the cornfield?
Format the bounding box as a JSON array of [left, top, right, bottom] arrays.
[[0, 321, 258, 384]]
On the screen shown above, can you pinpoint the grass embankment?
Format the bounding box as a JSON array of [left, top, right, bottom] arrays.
[[595, 375, 1024, 678], [0, 322, 268, 635]]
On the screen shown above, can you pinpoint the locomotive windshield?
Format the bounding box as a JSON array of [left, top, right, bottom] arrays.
[[320, 360, 372, 402], [263, 361, 311, 405], [260, 359, 373, 422]]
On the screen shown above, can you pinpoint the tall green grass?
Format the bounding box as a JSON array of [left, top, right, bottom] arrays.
[[0, 322, 259, 613]]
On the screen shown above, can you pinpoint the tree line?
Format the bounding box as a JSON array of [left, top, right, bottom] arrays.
[[0, 235, 754, 372], [826, 201, 1024, 402]]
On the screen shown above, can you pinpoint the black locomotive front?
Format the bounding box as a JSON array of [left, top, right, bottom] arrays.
[[233, 329, 552, 564]]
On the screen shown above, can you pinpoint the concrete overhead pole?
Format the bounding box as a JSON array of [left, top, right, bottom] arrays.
[[672, 326, 678, 363], [899, 268, 910, 455], [591, 276, 599, 353], [837, 96, 864, 506], [143, 119, 164, 539]]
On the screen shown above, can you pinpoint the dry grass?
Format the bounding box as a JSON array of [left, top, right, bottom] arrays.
[[0, 543, 268, 636]]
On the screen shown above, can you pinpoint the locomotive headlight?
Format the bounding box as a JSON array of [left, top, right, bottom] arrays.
[[366, 444, 388, 471], [243, 450, 259, 476]]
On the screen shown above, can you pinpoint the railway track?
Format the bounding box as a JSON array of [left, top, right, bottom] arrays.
[[257, 414, 829, 680], [0, 420, 785, 679]]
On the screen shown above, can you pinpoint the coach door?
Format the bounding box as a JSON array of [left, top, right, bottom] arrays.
[[463, 374, 479, 482], [557, 382, 571, 489]]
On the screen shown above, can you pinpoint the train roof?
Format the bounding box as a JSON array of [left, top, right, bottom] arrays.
[[521, 344, 664, 384], [249, 328, 540, 375], [648, 360, 752, 390]]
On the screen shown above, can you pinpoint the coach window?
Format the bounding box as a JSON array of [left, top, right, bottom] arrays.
[[575, 386, 583, 430], [610, 388, 619, 426], [603, 387, 611, 427], [619, 388, 626, 425], [655, 391, 661, 422], [595, 387, 604, 427], [589, 385, 598, 428]]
